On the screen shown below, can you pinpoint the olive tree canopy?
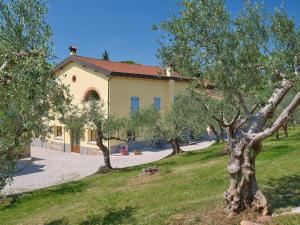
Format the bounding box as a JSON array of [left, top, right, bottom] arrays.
[[156, 0, 300, 216], [0, 0, 69, 191]]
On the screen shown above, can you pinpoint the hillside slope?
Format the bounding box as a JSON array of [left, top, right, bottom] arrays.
[[0, 128, 300, 225]]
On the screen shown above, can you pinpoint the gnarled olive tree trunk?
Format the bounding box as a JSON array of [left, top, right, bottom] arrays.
[[282, 122, 289, 138], [224, 140, 268, 215], [224, 79, 300, 216], [169, 138, 183, 155], [275, 131, 280, 140], [209, 125, 220, 143], [96, 131, 112, 170]]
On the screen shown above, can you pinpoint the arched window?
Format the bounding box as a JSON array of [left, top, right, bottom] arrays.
[[83, 89, 100, 101]]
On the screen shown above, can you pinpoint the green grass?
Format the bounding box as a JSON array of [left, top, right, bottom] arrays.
[[1, 128, 300, 225]]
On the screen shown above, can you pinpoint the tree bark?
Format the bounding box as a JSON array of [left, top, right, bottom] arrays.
[[224, 81, 300, 216], [275, 131, 280, 140], [96, 130, 112, 169], [169, 138, 183, 155], [210, 125, 220, 143], [101, 145, 112, 170], [224, 141, 269, 216], [219, 126, 225, 142], [282, 123, 288, 138]]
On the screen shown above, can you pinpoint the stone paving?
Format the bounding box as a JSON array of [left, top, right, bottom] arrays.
[[1, 141, 214, 195]]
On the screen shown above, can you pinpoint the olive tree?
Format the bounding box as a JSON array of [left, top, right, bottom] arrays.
[[0, 0, 68, 191], [84, 100, 130, 170], [62, 101, 149, 170], [157, 0, 300, 216], [134, 92, 207, 155]]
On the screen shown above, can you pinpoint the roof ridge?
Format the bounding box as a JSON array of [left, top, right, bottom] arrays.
[[54, 55, 190, 81], [73, 55, 162, 68]]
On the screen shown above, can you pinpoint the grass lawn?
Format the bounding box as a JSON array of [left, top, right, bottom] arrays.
[[0, 128, 300, 225]]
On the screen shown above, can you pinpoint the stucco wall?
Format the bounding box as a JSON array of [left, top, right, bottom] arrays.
[[109, 77, 188, 116], [48, 62, 109, 153], [47, 62, 189, 154], [108, 76, 189, 148], [55, 62, 109, 105]]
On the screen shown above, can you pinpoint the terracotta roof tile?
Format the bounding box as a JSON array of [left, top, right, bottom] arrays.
[[74, 55, 167, 76], [55, 55, 189, 81]]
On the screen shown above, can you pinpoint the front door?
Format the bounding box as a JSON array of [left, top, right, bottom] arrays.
[[71, 129, 80, 153]]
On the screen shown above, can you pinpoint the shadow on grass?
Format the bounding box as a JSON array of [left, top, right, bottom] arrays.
[[80, 206, 136, 225], [4, 180, 89, 209], [182, 151, 197, 157], [45, 207, 136, 225], [264, 174, 300, 211], [45, 218, 69, 225]]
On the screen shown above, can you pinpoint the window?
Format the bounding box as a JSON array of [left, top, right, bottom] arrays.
[[84, 90, 100, 101], [54, 126, 62, 137], [88, 129, 97, 142], [127, 131, 136, 142], [130, 96, 139, 114], [154, 97, 161, 110]]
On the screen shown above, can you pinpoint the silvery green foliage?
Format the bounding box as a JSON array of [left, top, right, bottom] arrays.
[[61, 105, 86, 139], [132, 91, 207, 143], [157, 0, 300, 117], [270, 86, 300, 127], [0, 0, 69, 191], [83, 100, 128, 140], [156, 0, 300, 215]]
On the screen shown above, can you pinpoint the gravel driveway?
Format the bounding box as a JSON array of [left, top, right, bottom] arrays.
[[1, 141, 214, 195]]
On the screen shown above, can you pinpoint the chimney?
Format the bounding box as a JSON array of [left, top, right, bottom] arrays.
[[69, 46, 77, 56], [166, 64, 173, 77]]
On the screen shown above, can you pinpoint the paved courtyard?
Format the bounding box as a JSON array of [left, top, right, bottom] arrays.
[[1, 141, 214, 195]]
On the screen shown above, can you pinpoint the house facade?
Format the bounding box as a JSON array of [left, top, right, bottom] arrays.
[[38, 47, 190, 155]]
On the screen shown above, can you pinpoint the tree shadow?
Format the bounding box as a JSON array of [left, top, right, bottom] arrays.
[[44, 207, 136, 225], [80, 206, 136, 225], [4, 180, 89, 209], [181, 151, 198, 157], [182, 146, 225, 162], [152, 159, 178, 167], [263, 174, 300, 211], [46, 181, 89, 195], [14, 157, 46, 176], [44, 218, 69, 225], [14, 163, 45, 176]]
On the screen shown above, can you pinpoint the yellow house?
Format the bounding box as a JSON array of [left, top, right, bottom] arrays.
[[38, 47, 190, 155]]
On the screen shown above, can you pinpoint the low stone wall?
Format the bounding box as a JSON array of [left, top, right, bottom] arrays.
[[110, 140, 158, 154], [79, 146, 101, 155], [18, 143, 31, 159], [47, 141, 64, 152], [31, 138, 47, 148]]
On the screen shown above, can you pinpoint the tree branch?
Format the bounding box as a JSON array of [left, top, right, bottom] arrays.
[[0, 60, 10, 72], [228, 110, 240, 126], [212, 115, 223, 125], [234, 104, 260, 130], [0, 50, 42, 73], [259, 79, 293, 118], [236, 93, 251, 116], [250, 91, 300, 143], [250, 103, 260, 114], [0, 127, 28, 157], [246, 78, 293, 134], [103, 136, 128, 142]]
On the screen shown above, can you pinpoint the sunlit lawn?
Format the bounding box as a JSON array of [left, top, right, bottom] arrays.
[[0, 128, 299, 225]]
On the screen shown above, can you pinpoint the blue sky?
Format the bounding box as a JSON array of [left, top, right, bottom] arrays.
[[47, 0, 300, 66]]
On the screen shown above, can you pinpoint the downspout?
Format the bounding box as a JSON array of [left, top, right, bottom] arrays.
[[108, 77, 111, 153], [63, 127, 66, 152], [167, 67, 175, 105]]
